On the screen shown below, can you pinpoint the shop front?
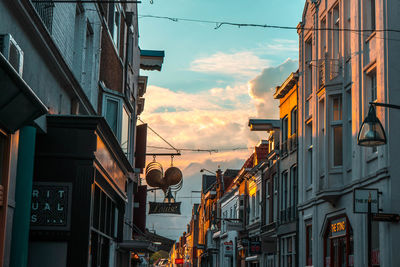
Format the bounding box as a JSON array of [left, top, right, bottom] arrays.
[[28, 115, 133, 267], [323, 215, 354, 267]]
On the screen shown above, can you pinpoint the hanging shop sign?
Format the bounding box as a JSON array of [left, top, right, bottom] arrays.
[[149, 201, 181, 214], [330, 217, 347, 237], [224, 240, 234, 255], [353, 188, 379, 214], [30, 182, 72, 230]]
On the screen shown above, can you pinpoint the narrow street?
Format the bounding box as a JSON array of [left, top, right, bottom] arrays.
[[0, 0, 400, 267]]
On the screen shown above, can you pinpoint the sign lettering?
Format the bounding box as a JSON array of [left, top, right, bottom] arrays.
[[353, 188, 379, 214], [330, 218, 346, 237], [149, 202, 181, 214], [30, 182, 72, 230]]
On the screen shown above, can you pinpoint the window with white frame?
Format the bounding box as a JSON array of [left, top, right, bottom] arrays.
[[280, 235, 296, 267], [330, 95, 343, 167], [107, 3, 121, 50], [103, 94, 132, 157]]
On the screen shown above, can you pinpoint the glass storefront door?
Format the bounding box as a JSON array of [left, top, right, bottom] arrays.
[[325, 216, 354, 267]]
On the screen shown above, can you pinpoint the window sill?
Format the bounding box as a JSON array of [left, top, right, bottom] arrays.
[[366, 153, 378, 163], [329, 167, 343, 174], [365, 31, 376, 43]]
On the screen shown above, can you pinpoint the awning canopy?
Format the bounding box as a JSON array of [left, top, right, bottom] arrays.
[[245, 255, 260, 262], [118, 240, 158, 253], [0, 53, 47, 133], [140, 49, 164, 71]]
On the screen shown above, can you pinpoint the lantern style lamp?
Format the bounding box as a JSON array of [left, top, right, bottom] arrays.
[[357, 105, 386, 147]]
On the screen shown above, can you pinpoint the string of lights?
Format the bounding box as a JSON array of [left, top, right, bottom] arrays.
[[139, 14, 400, 34]]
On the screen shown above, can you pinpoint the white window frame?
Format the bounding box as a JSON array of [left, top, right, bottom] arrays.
[[103, 93, 122, 139], [330, 94, 343, 169]]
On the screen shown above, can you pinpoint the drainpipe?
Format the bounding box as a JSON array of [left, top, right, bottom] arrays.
[[10, 126, 37, 267]]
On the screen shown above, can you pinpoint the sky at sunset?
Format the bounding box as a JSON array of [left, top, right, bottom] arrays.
[[138, 0, 304, 241]]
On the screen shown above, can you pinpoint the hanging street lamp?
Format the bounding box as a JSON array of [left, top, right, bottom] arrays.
[[357, 102, 400, 147]]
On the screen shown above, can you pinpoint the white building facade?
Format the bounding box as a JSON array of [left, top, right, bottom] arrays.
[[298, 0, 400, 266]]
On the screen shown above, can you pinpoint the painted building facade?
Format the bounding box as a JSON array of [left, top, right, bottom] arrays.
[[298, 0, 400, 266], [0, 1, 163, 266]]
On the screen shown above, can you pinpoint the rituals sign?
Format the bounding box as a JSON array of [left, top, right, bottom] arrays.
[[148, 202, 181, 214], [30, 182, 72, 230]]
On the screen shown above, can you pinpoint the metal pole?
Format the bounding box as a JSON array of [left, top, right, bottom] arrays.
[[367, 196, 372, 267], [10, 126, 37, 267]]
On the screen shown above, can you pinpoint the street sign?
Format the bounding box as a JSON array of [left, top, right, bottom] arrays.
[[224, 240, 233, 255], [353, 188, 379, 214], [372, 213, 400, 222]]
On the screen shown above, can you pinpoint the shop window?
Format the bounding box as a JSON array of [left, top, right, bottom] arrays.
[[90, 185, 119, 267], [281, 235, 296, 267], [306, 224, 312, 266], [330, 95, 343, 167], [324, 217, 354, 267]]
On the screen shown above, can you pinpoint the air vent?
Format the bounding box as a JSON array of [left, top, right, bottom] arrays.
[[0, 34, 24, 75]]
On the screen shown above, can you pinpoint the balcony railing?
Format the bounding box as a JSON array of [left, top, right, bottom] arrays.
[[288, 134, 298, 152], [319, 57, 342, 88]]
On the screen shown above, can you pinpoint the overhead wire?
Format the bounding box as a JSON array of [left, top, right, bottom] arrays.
[[139, 14, 400, 34]]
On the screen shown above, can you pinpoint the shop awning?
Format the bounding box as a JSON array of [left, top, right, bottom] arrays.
[[140, 50, 164, 71], [245, 255, 261, 262], [118, 240, 158, 253], [0, 53, 47, 133]]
